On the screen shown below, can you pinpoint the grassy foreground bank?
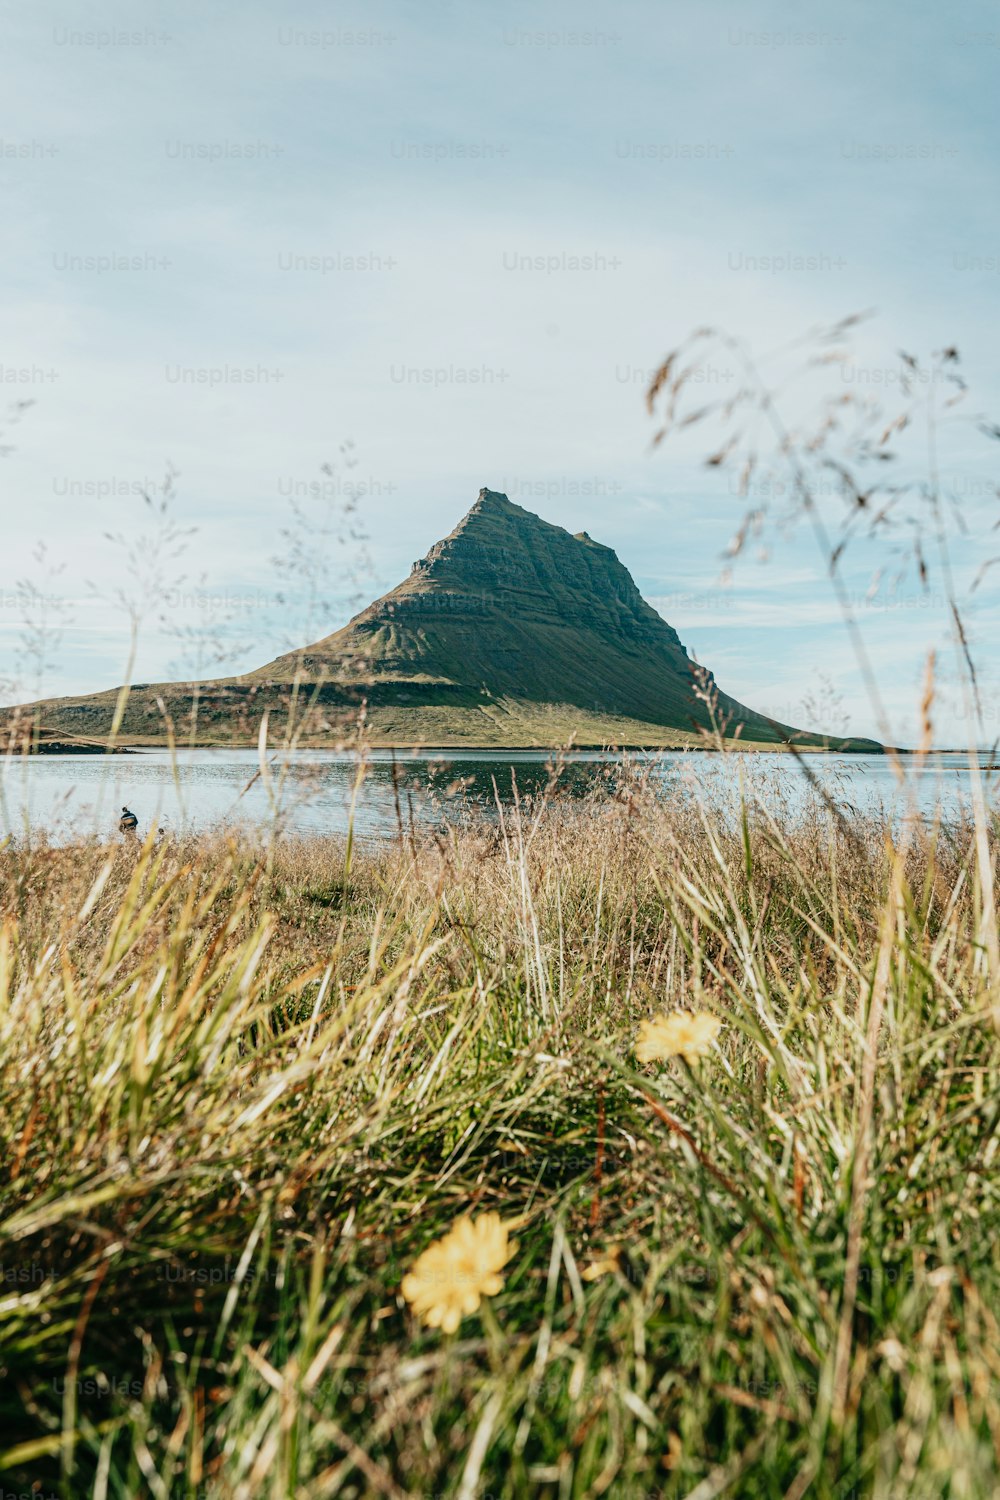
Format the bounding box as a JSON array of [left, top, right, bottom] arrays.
[[1, 776, 998, 1498]]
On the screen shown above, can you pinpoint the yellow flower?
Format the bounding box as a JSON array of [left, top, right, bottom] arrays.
[[636, 1009, 721, 1065], [401, 1211, 515, 1333]]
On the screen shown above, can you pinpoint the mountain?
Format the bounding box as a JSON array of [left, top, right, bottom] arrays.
[[4, 489, 882, 750]]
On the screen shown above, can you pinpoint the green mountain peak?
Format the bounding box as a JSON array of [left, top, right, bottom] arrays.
[[4, 490, 882, 750]]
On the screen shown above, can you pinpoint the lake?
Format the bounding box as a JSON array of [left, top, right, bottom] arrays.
[[1, 748, 996, 844]]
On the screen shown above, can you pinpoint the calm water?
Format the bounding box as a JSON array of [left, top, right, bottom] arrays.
[[1, 749, 997, 844]]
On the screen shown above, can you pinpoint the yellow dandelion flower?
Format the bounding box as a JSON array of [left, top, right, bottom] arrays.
[[635, 1009, 721, 1065], [401, 1211, 515, 1333]]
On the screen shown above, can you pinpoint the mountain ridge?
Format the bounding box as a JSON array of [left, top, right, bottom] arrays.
[[2, 489, 883, 751]]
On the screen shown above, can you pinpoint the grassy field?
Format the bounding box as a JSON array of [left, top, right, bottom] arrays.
[[1, 766, 998, 1498], [3, 691, 880, 753]]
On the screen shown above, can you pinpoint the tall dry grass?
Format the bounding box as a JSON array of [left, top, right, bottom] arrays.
[[1, 771, 998, 1498]]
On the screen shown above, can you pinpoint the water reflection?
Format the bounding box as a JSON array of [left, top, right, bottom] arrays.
[[1, 748, 996, 843]]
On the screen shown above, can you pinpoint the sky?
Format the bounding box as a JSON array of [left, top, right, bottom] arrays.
[[3, 0, 999, 745]]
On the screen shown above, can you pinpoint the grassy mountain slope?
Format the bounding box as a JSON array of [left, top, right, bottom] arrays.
[[3, 490, 882, 750]]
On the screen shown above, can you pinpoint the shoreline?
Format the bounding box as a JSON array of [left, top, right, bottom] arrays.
[[7, 740, 901, 757]]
